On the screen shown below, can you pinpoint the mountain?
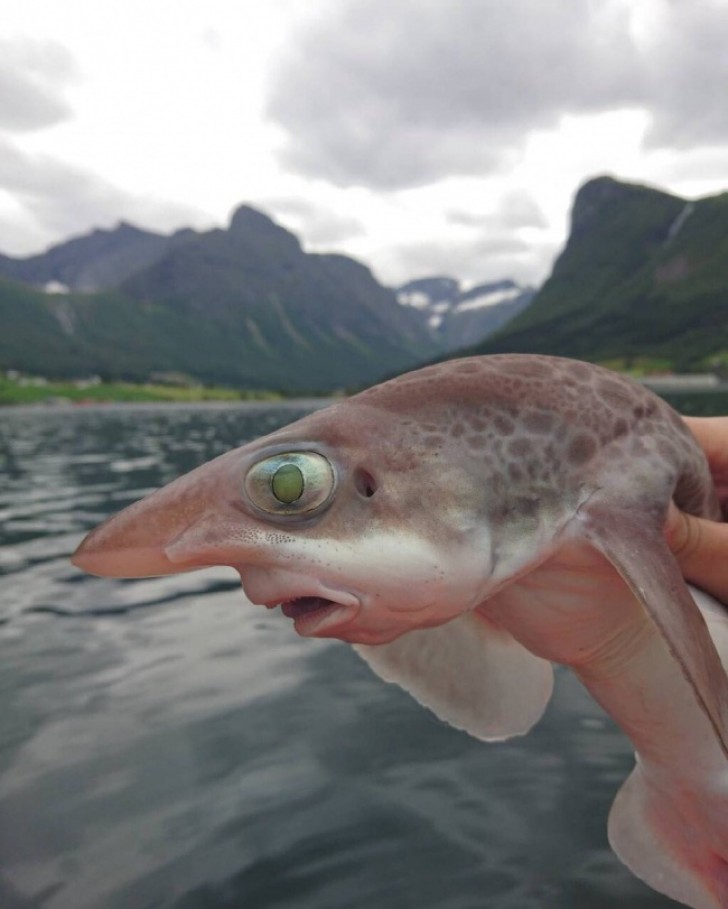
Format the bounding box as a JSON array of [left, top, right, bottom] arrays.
[[0, 206, 437, 393], [470, 176, 728, 372], [396, 276, 535, 351], [6, 176, 725, 393], [0, 222, 197, 292]]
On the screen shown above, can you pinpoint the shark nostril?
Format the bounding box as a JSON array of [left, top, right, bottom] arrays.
[[354, 468, 377, 499]]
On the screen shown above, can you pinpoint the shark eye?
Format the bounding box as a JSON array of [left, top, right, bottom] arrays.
[[271, 463, 304, 504], [245, 452, 335, 515]]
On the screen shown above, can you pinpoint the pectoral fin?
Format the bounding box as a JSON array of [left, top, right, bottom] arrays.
[[354, 611, 554, 741], [580, 503, 728, 759]]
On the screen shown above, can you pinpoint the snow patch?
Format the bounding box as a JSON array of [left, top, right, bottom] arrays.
[[43, 280, 69, 295], [397, 291, 431, 309], [454, 287, 522, 313]]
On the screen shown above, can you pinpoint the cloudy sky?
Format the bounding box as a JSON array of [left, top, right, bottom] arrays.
[[2, 0, 728, 287]]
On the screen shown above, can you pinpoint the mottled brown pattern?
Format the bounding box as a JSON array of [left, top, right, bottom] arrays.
[[567, 434, 598, 466], [354, 354, 720, 522]]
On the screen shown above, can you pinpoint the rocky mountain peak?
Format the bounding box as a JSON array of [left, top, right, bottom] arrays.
[[228, 204, 301, 253], [570, 175, 680, 239]]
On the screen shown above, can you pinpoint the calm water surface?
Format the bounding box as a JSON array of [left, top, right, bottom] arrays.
[[0, 402, 684, 908]]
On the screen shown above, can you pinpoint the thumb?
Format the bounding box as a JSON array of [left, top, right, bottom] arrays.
[[665, 502, 728, 605]]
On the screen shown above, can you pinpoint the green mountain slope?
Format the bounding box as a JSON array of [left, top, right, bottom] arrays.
[[472, 176, 728, 371]]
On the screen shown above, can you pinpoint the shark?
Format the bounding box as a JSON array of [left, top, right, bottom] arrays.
[[72, 354, 728, 908]]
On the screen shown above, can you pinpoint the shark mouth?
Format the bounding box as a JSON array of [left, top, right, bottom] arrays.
[[280, 596, 335, 619], [278, 596, 358, 636]]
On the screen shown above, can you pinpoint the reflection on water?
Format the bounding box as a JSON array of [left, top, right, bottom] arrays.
[[0, 403, 681, 908]]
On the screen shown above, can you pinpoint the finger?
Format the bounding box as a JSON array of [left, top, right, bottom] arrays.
[[681, 416, 728, 478], [665, 503, 728, 605], [680, 416, 728, 516]]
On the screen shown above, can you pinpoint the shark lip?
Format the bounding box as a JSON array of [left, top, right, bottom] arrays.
[[277, 596, 358, 637], [239, 570, 360, 636]]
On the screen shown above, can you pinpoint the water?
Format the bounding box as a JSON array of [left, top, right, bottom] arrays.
[[0, 402, 689, 908]]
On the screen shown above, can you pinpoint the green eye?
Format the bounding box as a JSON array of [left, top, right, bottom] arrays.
[[271, 463, 304, 504], [245, 451, 335, 515]]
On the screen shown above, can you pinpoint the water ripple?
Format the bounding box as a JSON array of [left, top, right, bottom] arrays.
[[0, 404, 677, 909]]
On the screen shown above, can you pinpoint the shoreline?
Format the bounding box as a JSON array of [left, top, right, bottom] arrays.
[[1, 397, 337, 412], [0, 377, 337, 407]]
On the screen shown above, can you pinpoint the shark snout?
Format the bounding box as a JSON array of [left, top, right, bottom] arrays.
[[72, 448, 254, 578], [72, 491, 191, 578]]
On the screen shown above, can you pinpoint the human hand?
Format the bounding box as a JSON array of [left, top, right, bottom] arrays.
[[665, 416, 728, 604]]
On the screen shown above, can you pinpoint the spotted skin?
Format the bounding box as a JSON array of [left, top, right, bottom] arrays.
[[72, 354, 728, 909], [355, 355, 718, 522]]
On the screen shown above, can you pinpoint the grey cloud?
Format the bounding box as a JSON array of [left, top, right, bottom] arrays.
[[495, 192, 548, 230], [0, 139, 131, 235], [659, 147, 728, 185], [267, 0, 640, 188], [200, 28, 223, 52], [258, 196, 322, 218], [267, 0, 728, 189], [391, 231, 541, 286], [261, 196, 366, 244], [0, 39, 76, 132], [641, 1, 728, 149], [0, 140, 203, 254], [271, 115, 504, 190], [446, 210, 488, 228], [302, 212, 365, 244], [447, 192, 547, 231], [0, 210, 43, 256]]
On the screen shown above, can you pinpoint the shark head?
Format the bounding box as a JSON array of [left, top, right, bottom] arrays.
[[72, 388, 508, 645]]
